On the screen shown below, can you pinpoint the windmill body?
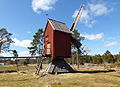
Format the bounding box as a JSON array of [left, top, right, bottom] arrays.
[[42, 4, 88, 74], [43, 19, 72, 59]]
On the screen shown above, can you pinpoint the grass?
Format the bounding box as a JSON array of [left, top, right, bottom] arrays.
[[0, 64, 120, 87]]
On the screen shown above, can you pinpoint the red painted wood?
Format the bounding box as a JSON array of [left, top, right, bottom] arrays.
[[43, 22, 54, 58], [43, 21, 71, 59], [54, 31, 71, 58]]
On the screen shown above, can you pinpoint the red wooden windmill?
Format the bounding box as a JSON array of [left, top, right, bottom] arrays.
[[43, 4, 84, 73]]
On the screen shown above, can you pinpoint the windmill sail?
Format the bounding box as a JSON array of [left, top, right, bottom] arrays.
[[70, 4, 83, 49], [71, 36, 82, 49], [80, 43, 91, 55], [70, 4, 83, 32]]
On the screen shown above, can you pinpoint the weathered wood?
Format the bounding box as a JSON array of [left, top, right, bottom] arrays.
[[45, 58, 74, 74], [35, 58, 43, 75], [15, 59, 19, 71], [71, 36, 82, 49]]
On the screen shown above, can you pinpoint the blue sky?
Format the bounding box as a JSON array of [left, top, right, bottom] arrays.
[[0, 0, 120, 56]]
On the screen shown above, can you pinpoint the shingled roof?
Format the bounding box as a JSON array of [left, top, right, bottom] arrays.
[[48, 19, 72, 34]]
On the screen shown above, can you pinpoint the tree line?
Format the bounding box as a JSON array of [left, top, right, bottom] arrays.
[[69, 50, 120, 65], [0, 28, 120, 66]]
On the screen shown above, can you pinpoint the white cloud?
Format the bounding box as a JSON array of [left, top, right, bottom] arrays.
[[104, 42, 119, 47], [89, 4, 113, 16], [72, 2, 113, 27], [0, 53, 6, 57], [27, 32, 31, 34], [72, 9, 94, 28], [32, 0, 58, 14], [0, 50, 30, 57], [82, 33, 104, 40], [12, 38, 32, 48], [0, 52, 12, 57], [19, 51, 30, 56]]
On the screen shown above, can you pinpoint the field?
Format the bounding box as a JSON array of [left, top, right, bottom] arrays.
[[0, 64, 120, 87]]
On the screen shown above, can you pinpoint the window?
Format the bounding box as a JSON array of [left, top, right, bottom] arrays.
[[46, 43, 50, 54], [45, 36, 48, 42]]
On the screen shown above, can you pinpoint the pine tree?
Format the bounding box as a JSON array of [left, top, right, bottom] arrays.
[[0, 28, 13, 53], [102, 50, 114, 63], [28, 29, 43, 56]]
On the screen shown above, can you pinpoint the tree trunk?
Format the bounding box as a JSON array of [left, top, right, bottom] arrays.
[[77, 49, 79, 68]]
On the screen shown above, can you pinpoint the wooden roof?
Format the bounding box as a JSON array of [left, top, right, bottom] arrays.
[[48, 19, 72, 34]]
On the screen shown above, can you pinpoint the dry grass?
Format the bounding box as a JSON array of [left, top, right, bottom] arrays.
[[0, 65, 120, 87]]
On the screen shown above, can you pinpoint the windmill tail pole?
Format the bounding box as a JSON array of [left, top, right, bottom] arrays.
[[70, 4, 84, 32]]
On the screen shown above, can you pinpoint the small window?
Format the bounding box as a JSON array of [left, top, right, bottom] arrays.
[[45, 36, 48, 42], [46, 43, 50, 54], [47, 43, 50, 49]]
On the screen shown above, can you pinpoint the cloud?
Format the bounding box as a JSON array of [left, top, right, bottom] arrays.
[[82, 33, 104, 40], [104, 42, 119, 47], [32, 0, 58, 14], [89, 3, 113, 16], [0, 53, 6, 57], [0, 50, 30, 57], [19, 51, 30, 56], [27, 32, 31, 34], [72, 2, 113, 27], [72, 9, 95, 28], [12, 38, 32, 48], [0, 52, 12, 57]]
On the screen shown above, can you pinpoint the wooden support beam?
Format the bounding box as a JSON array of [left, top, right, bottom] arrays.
[[44, 57, 74, 74]]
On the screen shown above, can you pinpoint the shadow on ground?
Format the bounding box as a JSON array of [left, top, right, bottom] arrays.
[[56, 70, 116, 74], [74, 70, 116, 73]]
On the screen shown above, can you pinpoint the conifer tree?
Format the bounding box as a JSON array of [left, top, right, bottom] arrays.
[[0, 28, 13, 53], [28, 29, 43, 56]]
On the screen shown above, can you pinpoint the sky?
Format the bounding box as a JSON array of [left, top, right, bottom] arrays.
[[0, 0, 120, 56]]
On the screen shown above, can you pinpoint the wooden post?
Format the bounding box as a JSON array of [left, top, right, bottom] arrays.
[[77, 49, 79, 68], [44, 57, 74, 74], [3, 58, 5, 71], [15, 59, 19, 71], [35, 57, 43, 75]]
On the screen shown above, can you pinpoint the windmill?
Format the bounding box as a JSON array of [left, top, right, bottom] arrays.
[[40, 4, 90, 74]]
